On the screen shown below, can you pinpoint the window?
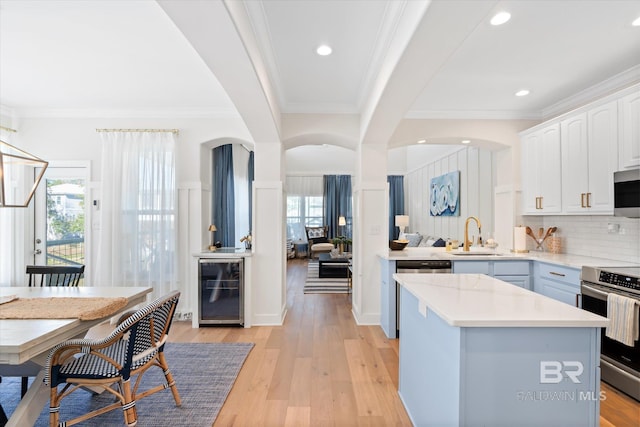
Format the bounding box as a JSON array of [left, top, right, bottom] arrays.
[[286, 195, 323, 241]]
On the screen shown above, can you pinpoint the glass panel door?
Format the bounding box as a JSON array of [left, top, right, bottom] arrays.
[[34, 167, 87, 270]]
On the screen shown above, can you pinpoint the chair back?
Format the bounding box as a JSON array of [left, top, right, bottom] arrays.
[[46, 291, 181, 386], [26, 265, 85, 287], [305, 226, 329, 244], [109, 290, 180, 375]]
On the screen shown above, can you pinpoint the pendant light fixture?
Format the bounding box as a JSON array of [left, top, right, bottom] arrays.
[[0, 140, 48, 208]]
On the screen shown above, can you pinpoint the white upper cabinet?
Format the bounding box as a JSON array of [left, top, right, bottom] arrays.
[[521, 123, 562, 214], [619, 91, 640, 170], [561, 101, 617, 214]]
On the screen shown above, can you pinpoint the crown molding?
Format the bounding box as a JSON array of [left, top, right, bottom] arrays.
[[541, 65, 640, 119], [404, 109, 543, 120]]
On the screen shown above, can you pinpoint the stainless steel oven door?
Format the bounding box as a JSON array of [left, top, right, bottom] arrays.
[[581, 282, 640, 401]]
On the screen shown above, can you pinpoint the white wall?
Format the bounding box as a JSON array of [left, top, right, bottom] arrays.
[[285, 144, 355, 175], [9, 115, 252, 318], [404, 146, 494, 243]]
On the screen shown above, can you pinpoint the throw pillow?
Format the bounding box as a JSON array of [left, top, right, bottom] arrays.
[[420, 236, 437, 247], [432, 238, 446, 247], [313, 237, 329, 244], [402, 233, 422, 247], [307, 228, 325, 239]]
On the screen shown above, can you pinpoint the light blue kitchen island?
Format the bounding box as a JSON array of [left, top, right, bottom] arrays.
[[393, 273, 609, 427]]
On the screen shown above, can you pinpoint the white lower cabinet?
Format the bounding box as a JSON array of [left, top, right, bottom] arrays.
[[533, 262, 581, 307]]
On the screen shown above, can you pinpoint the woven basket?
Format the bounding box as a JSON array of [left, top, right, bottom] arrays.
[[390, 240, 409, 250]]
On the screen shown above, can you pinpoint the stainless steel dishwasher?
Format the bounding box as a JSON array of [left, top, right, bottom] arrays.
[[395, 260, 452, 336]]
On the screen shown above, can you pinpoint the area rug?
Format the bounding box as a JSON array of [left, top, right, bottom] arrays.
[[0, 342, 253, 426], [304, 261, 350, 294]]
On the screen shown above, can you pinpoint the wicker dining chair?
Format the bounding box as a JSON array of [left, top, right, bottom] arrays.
[[45, 291, 181, 427], [26, 265, 85, 287], [6, 265, 86, 398]]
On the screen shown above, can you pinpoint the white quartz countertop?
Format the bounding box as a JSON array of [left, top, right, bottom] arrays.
[[393, 273, 609, 328], [379, 247, 637, 269], [193, 248, 252, 258]]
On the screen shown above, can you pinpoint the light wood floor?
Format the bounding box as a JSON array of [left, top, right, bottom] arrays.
[[166, 258, 639, 426]]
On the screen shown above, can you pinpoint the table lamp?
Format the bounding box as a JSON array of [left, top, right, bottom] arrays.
[[338, 215, 347, 238], [395, 215, 409, 235], [208, 224, 217, 251]]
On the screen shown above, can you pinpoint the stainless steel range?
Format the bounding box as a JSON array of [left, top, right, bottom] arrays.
[[581, 266, 640, 401]]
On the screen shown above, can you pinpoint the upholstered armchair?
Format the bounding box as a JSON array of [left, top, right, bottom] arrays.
[[305, 226, 334, 259]]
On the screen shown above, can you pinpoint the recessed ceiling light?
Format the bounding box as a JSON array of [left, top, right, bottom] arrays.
[[515, 89, 530, 97], [461, 140, 471, 144], [316, 45, 332, 56], [417, 139, 426, 144], [633, 16, 640, 26], [490, 11, 511, 26]]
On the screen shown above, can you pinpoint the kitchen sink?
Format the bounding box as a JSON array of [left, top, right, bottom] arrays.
[[450, 252, 503, 256]]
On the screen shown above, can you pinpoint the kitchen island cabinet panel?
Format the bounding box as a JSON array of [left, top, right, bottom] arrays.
[[397, 275, 604, 427]]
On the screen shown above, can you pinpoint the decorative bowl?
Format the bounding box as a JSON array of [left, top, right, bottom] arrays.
[[390, 239, 409, 251]]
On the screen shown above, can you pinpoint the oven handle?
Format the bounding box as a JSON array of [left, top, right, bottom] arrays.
[[581, 283, 610, 301]]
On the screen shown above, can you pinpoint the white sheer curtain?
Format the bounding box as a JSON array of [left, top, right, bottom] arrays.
[[95, 131, 177, 300], [285, 176, 323, 241], [285, 175, 323, 196]]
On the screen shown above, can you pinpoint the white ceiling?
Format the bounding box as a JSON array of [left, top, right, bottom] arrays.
[[1, 0, 639, 120]]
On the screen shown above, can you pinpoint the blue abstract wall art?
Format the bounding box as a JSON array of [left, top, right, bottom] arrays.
[[430, 171, 460, 216]]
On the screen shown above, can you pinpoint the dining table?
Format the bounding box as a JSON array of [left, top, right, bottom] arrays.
[[0, 286, 152, 427]]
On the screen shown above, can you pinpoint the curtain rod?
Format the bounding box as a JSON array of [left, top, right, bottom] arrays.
[[96, 128, 179, 134], [0, 125, 17, 133]]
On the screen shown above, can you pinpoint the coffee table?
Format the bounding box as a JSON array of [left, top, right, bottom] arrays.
[[318, 253, 350, 278]]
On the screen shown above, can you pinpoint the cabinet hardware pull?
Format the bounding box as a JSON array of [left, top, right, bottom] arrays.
[[581, 193, 586, 208], [575, 294, 580, 308], [586, 192, 591, 208], [549, 271, 566, 277], [539, 196, 543, 210]]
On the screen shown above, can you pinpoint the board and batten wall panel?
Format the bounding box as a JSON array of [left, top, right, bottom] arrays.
[[406, 147, 493, 244]]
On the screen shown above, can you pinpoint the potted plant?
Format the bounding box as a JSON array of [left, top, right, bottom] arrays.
[[331, 236, 352, 254]]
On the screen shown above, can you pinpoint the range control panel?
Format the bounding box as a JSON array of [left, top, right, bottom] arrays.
[[599, 271, 640, 292]]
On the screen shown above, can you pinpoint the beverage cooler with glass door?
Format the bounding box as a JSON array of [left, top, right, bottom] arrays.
[[198, 258, 244, 326]]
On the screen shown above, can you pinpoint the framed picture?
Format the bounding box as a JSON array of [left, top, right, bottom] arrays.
[[430, 171, 460, 216]]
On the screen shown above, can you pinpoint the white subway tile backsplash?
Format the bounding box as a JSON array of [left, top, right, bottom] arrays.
[[530, 215, 640, 263]]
